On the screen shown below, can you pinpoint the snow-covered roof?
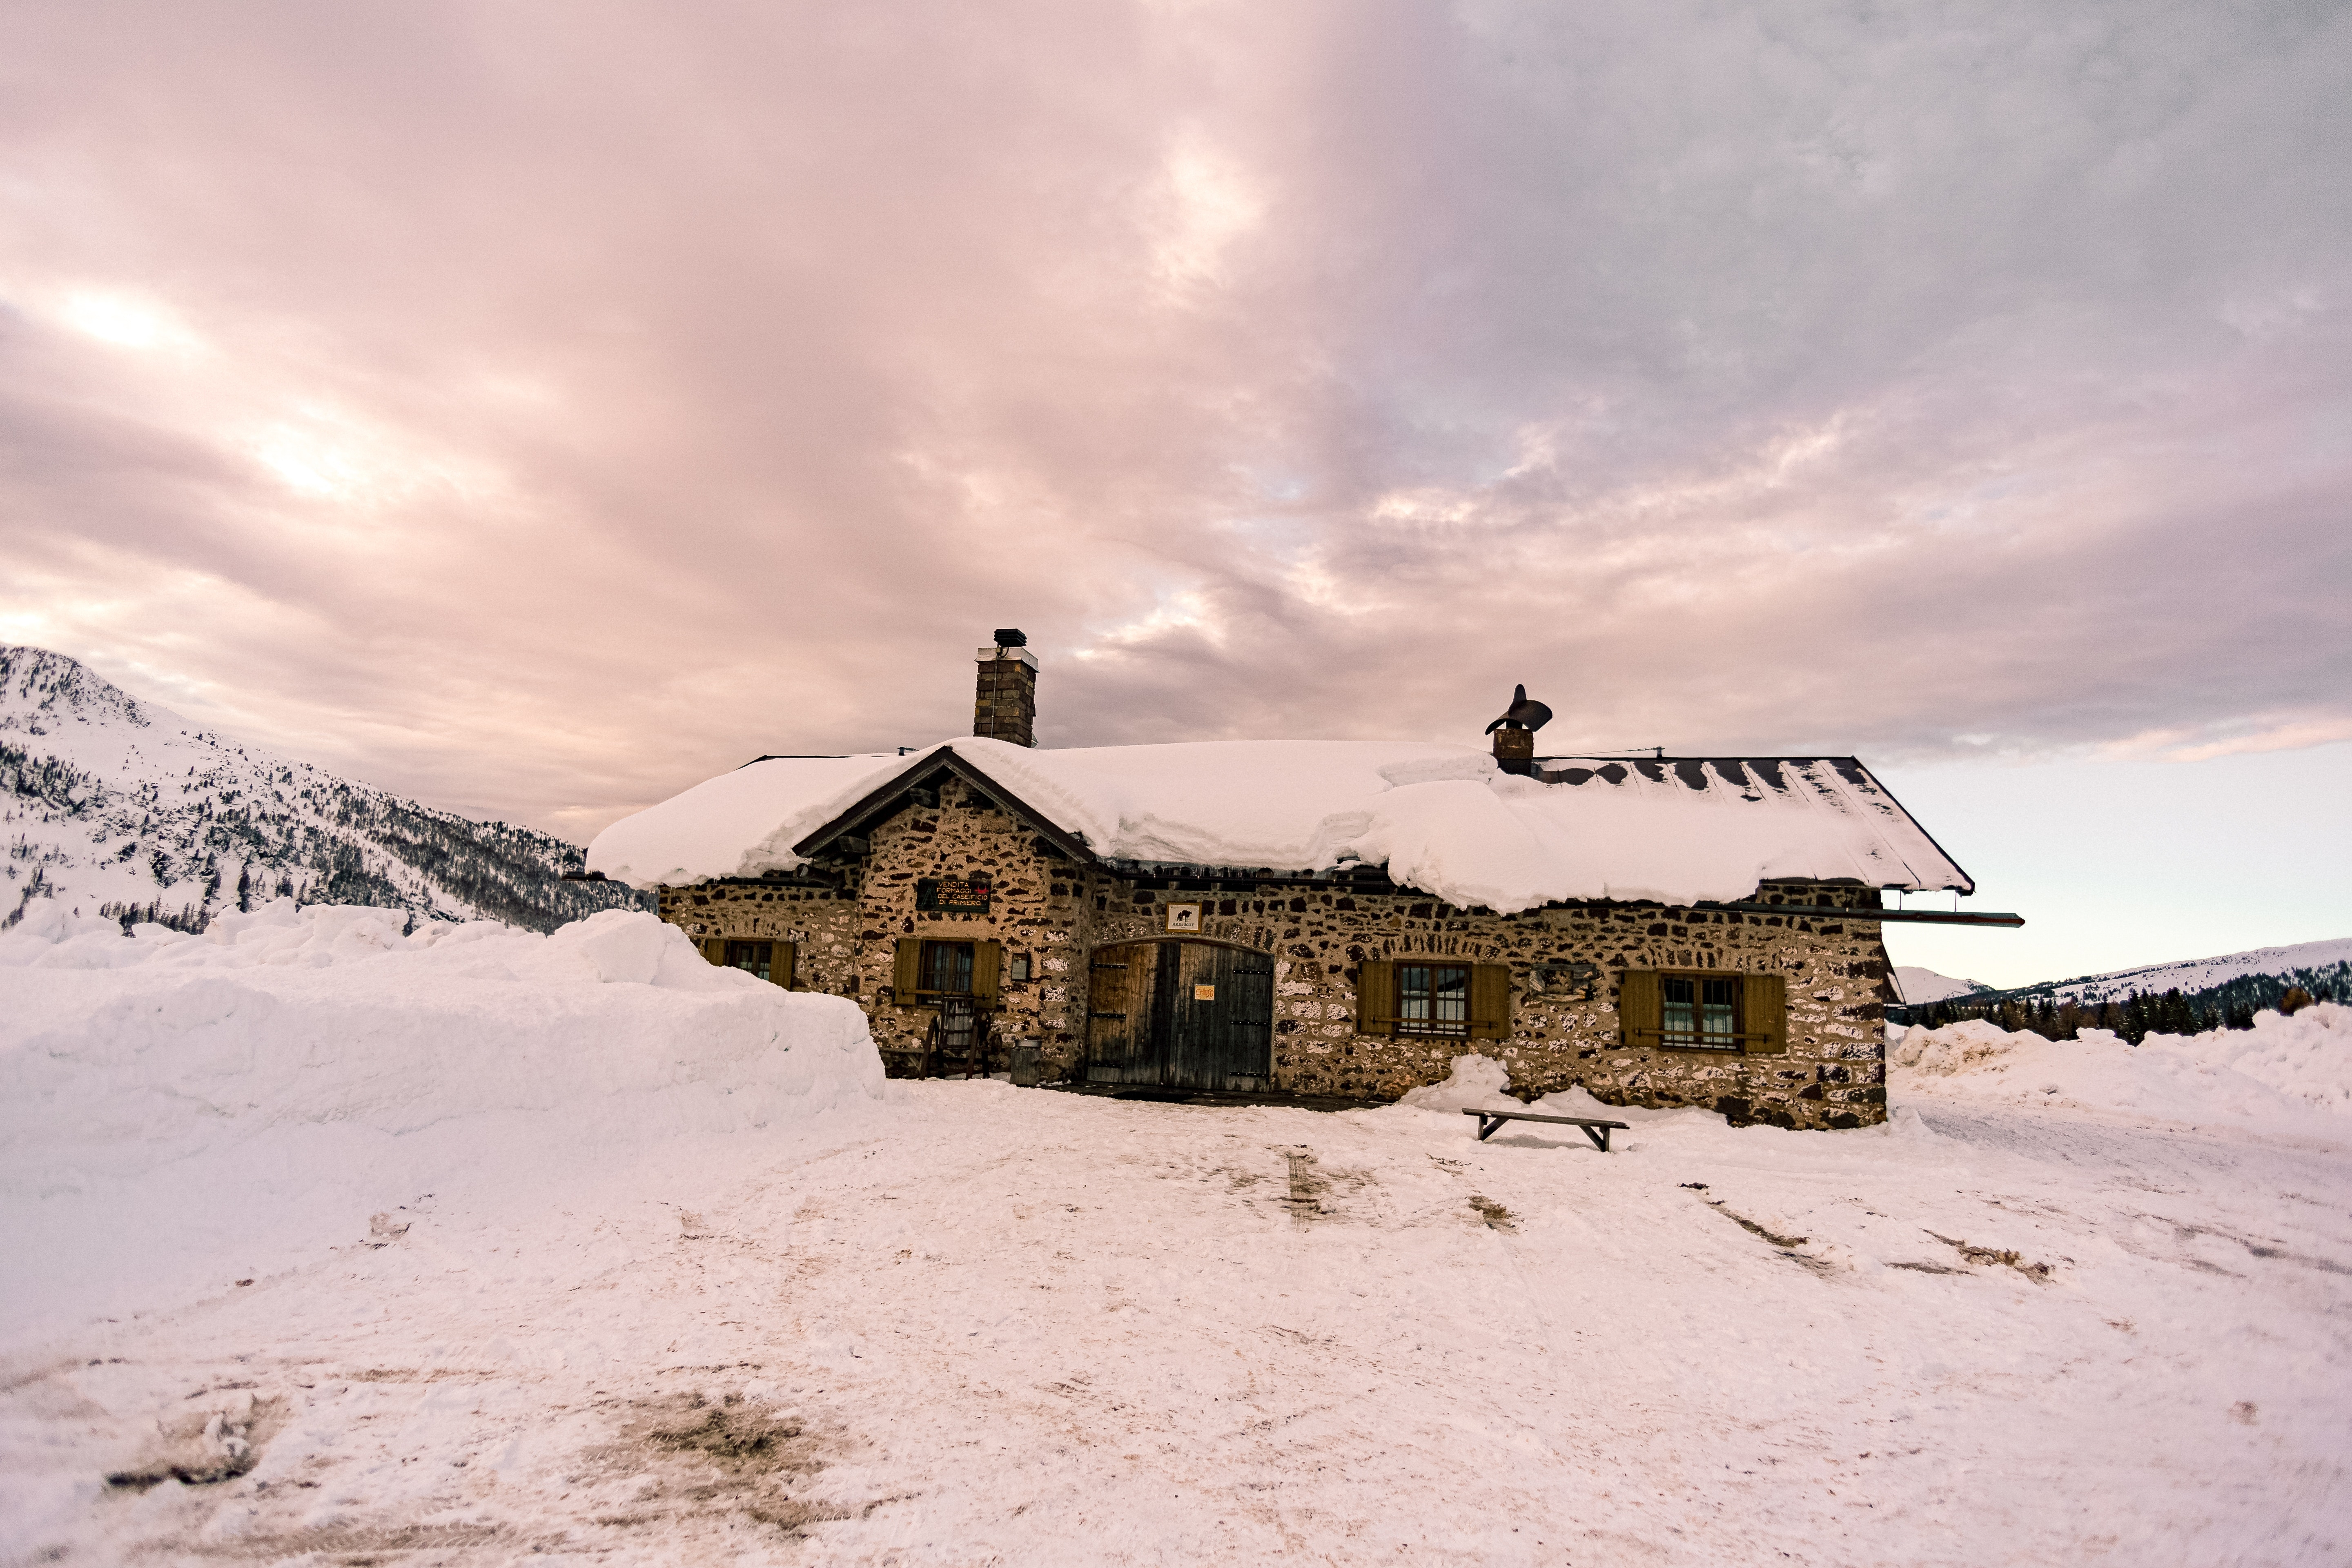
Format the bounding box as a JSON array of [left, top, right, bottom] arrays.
[[587, 737, 1972, 914]]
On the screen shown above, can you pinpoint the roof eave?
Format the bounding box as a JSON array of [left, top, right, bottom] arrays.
[[1840, 757, 1977, 895], [790, 744, 1098, 867]]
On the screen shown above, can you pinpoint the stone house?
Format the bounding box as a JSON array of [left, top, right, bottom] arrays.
[[586, 636, 2016, 1129]]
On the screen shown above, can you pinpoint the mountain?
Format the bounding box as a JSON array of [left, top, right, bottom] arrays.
[[1893, 936, 2352, 1037], [2011, 938, 2352, 1009], [1892, 966, 1994, 1006], [1, 646, 646, 933]]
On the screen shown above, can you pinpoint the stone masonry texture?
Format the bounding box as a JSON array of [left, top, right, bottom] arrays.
[[656, 773, 1894, 1129]]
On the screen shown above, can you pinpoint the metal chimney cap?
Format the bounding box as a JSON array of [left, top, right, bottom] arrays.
[[991, 628, 1028, 647]]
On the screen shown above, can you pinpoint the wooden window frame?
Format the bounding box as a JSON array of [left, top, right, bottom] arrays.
[[1660, 971, 1742, 1052], [1394, 961, 1474, 1040], [1356, 960, 1511, 1041], [700, 937, 796, 989], [891, 936, 1002, 1008], [1620, 969, 1787, 1054]]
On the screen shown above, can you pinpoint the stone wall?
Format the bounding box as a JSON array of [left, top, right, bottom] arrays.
[[655, 775, 1893, 1129], [1102, 878, 1892, 1129], [655, 773, 1080, 1063]]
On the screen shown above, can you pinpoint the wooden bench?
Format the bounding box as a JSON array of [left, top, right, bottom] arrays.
[[1463, 1107, 1631, 1152]]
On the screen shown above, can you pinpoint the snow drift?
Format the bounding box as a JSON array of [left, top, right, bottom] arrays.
[[0, 902, 886, 1341], [1890, 1003, 2352, 1136]]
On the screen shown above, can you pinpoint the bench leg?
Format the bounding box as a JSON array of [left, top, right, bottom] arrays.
[[1581, 1124, 1610, 1153], [1476, 1114, 1502, 1141]]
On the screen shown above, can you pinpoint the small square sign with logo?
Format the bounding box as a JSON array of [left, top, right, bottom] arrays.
[[1164, 902, 1203, 933]]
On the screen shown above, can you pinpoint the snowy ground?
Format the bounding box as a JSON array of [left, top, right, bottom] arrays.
[[6, 1076, 2349, 1563], [4, 912, 2348, 1564]]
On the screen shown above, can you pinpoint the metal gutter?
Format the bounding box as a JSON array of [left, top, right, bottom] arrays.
[[1700, 902, 2025, 928]]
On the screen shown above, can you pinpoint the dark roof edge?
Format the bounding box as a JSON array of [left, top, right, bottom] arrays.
[[1842, 758, 1976, 896], [790, 745, 1099, 867], [738, 753, 853, 769]]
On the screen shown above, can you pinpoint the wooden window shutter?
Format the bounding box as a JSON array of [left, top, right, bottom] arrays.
[[972, 941, 1002, 1007], [771, 941, 797, 991], [1743, 972, 1788, 1054], [1356, 960, 1395, 1036], [892, 938, 922, 1002], [702, 937, 728, 967], [1619, 969, 1660, 1049], [1468, 964, 1512, 1040]]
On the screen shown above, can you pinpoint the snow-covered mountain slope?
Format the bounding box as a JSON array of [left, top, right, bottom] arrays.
[[1892, 965, 1993, 1005], [1, 646, 644, 932], [2003, 938, 2352, 1008]]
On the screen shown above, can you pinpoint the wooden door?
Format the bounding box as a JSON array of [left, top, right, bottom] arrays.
[[1085, 941, 1160, 1084], [1165, 941, 1274, 1090], [1085, 940, 1273, 1090]]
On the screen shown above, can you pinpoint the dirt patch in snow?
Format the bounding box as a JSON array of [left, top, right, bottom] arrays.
[[105, 1392, 286, 1490], [1281, 1147, 1325, 1227], [1467, 1195, 1518, 1232], [576, 1390, 869, 1540], [1926, 1231, 2055, 1281], [1706, 1200, 1807, 1250], [173, 1521, 510, 1559]]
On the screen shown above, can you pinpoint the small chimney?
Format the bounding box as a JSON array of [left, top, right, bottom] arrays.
[[973, 629, 1038, 747], [1484, 682, 1552, 777]]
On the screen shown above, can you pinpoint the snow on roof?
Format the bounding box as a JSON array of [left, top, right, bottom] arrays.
[[585, 737, 1973, 913]]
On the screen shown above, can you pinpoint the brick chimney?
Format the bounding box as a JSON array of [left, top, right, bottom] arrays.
[[973, 629, 1038, 747]]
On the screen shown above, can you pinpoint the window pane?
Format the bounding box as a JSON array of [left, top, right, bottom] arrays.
[[1399, 964, 1431, 1023], [725, 941, 771, 982], [922, 941, 973, 993], [1663, 975, 1695, 1043], [1701, 976, 1737, 1046], [1431, 966, 1468, 1027]]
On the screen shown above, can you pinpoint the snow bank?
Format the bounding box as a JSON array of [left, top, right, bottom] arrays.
[[1890, 1004, 2352, 1136], [1393, 1056, 1705, 1133], [0, 902, 886, 1340], [1394, 1054, 1525, 1113], [590, 736, 1967, 913]]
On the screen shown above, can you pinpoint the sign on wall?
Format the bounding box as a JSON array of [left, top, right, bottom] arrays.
[[1164, 902, 1203, 933], [915, 877, 993, 913]]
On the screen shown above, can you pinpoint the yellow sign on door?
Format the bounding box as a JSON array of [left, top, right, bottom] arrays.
[[1194, 983, 1216, 1001]]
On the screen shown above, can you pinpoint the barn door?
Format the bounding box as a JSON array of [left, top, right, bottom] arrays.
[[1085, 941, 1161, 1084], [1085, 940, 1273, 1091], [1165, 942, 1274, 1091]]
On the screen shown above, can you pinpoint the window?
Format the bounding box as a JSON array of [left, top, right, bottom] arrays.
[[1397, 963, 1471, 1037], [1357, 960, 1511, 1040], [1619, 970, 1786, 1054], [891, 938, 1003, 1007], [922, 940, 974, 996], [1662, 974, 1739, 1051], [724, 940, 775, 983], [700, 938, 795, 988]]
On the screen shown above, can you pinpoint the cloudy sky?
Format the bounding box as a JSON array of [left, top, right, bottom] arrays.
[[4, 2, 2346, 982]]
